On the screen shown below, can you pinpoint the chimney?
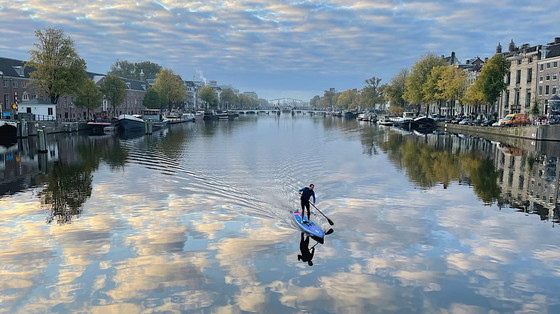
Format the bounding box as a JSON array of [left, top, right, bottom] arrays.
[[496, 43, 502, 54], [451, 51, 456, 64]]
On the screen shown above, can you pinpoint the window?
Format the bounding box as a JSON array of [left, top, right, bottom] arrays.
[[553, 86, 558, 95], [515, 90, 520, 106], [26, 107, 31, 113], [516, 70, 521, 84], [539, 86, 543, 95], [546, 85, 550, 95], [547, 74, 551, 81], [526, 91, 531, 107], [555, 61, 558, 68], [529, 57, 533, 63], [547, 62, 551, 69], [540, 64, 544, 71], [48, 107, 53, 115], [517, 59, 522, 65], [12, 81, 17, 88], [2, 81, 7, 88], [527, 68, 532, 82], [505, 91, 510, 107], [540, 75, 544, 82], [554, 73, 558, 80]]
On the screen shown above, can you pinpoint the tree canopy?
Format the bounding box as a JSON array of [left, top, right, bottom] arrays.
[[384, 69, 408, 108], [26, 27, 88, 104], [199, 86, 218, 108], [403, 53, 448, 106], [151, 68, 186, 109], [108, 60, 163, 81], [99, 75, 127, 116], [476, 54, 510, 104], [74, 79, 103, 117]]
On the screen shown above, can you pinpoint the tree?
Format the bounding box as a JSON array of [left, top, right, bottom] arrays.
[[403, 53, 448, 107], [108, 60, 162, 80], [477, 54, 510, 104], [422, 65, 446, 107], [310, 95, 321, 108], [322, 89, 337, 108], [462, 81, 486, 115], [220, 88, 238, 109], [361, 77, 384, 109], [74, 79, 102, 119], [143, 89, 163, 109], [529, 99, 541, 120], [26, 27, 88, 104], [100, 75, 127, 116], [199, 86, 218, 109], [337, 89, 358, 109], [439, 66, 468, 114], [384, 69, 408, 108], [152, 68, 186, 110]]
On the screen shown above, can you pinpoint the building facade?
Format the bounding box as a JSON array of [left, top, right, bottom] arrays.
[[536, 38, 560, 116], [497, 40, 541, 118]]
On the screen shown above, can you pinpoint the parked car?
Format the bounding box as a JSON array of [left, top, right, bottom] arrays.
[[481, 118, 497, 126], [451, 116, 464, 124], [458, 118, 471, 125], [498, 113, 530, 126], [471, 118, 483, 126]]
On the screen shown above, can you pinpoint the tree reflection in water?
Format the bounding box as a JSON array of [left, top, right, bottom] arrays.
[[378, 132, 502, 204], [40, 162, 92, 224], [39, 136, 127, 224]]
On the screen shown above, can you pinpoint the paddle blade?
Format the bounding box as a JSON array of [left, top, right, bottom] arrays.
[[325, 228, 334, 235]]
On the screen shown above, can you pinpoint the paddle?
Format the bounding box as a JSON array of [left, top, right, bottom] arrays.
[[310, 202, 334, 226]]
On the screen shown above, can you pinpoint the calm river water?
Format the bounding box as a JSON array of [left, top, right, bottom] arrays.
[[1, 114, 560, 313]]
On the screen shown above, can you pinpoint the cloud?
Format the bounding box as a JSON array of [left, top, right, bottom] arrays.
[[0, 0, 558, 99]]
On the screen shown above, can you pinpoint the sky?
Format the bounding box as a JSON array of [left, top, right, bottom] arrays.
[[0, 0, 559, 102]]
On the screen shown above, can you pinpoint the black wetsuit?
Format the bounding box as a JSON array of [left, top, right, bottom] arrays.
[[299, 187, 316, 220]]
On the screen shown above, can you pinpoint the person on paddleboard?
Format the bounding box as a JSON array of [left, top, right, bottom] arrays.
[[298, 232, 315, 266], [299, 184, 315, 222]]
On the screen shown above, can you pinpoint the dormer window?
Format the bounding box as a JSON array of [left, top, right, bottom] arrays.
[[12, 66, 24, 77]]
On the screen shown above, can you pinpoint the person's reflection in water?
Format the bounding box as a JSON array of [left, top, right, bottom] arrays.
[[298, 232, 315, 266]]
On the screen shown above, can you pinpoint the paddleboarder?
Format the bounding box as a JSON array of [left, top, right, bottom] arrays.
[[299, 184, 315, 222]]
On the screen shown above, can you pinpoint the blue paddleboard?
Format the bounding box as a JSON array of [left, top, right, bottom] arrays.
[[293, 211, 325, 239]]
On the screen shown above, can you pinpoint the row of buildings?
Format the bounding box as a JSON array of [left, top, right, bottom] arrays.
[[432, 36, 560, 119], [0, 57, 260, 121]]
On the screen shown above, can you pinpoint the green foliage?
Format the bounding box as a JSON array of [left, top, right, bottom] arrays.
[[152, 68, 186, 109], [309, 95, 321, 107], [322, 89, 337, 108], [462, 81, 485, 107], [74, 78, 103, 115], [108, 60, 162, 80], [477, 54, 510, 104], [199, 86, 218, 108], [384, 69, 408, 108], [529, 99, 540, 118], [439, 66, 467, 103], [237, 94, 258, 109], [143, 89, 163, 109], [360, 77, 384, 109], [26, 27, 88, 104], [403, 53, 448, 105], [100, 74, 127, 116], [337, 89, 359, 109], [220, 88, 238, 109], [422, 65, 446, 104]]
